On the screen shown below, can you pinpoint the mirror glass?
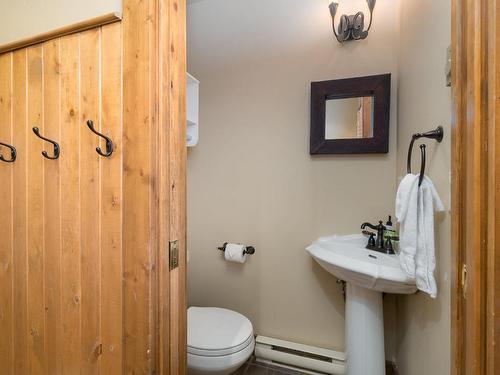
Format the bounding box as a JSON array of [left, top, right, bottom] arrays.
[[325, 96, 374, 140]]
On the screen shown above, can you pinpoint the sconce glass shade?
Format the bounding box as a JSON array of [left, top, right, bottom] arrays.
[[367, 0, 376, 12], [329, 1, 338, 18]]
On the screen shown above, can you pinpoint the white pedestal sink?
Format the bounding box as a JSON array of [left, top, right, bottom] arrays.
[[306, 234, 417, 375]]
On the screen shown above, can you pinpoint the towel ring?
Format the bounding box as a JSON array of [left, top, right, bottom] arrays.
[[418, 144, 426, 186], [407, 126, 443, 187]]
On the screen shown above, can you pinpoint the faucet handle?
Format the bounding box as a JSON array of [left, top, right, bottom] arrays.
[[384, 237, 395, 254], [368, 233, 376, 247], [361, 220, 387, 251]]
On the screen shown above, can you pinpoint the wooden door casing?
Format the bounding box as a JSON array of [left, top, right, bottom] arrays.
[[452, 0, 500, 374]]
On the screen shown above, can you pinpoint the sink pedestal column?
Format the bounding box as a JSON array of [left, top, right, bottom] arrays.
[[345, 283, 385, 375]]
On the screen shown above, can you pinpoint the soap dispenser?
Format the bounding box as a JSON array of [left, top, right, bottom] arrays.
[[384, 216, 397, 240]]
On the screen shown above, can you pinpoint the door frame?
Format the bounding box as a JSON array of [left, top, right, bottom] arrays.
[[451, 0, 500, 373], [155, 0, 188, 373]]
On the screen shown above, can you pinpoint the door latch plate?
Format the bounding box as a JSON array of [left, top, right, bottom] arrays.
[[169, 240, 179, 270]]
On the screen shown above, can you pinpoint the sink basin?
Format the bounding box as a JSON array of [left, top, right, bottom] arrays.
[[306, 234, 417, 375], [306, 234, 417, 294]]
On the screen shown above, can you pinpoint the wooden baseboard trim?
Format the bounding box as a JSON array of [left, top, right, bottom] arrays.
[[0, 12, 122, 54]]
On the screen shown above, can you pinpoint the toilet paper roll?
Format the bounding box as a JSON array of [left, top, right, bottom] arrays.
[[224, 243, 247, 264]]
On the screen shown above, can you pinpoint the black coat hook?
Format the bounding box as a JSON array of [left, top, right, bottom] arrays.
[[0, 141, 16, 163], [86, 120, 113, 157], [32, 127, 60, 160]]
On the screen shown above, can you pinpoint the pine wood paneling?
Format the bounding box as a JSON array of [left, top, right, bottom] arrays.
[[79, 27, 102, 373], [168, 0, 187, 372], [100, 21, 123, 375], [486, 2, 500, 373], [122, 0, 155, 372], [157, 0, 188, 371], [27, 44, 45, 375], [12, 48, 29, 375], [42, 38, 62, 375], [0, 50, 13, 375], [158, 0, 171, 370], [59, 33, 82, 375]]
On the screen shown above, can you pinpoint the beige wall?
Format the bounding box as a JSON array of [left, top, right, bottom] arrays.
[[0, 0, 121, 45], [187, 0, 399, 351], [395, 0, 452, 374]]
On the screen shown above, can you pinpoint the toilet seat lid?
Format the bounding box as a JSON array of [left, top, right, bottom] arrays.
[[188, 307, 253, 356]]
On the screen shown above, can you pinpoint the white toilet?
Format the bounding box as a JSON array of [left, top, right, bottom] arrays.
[[188, 307, 255, 375]]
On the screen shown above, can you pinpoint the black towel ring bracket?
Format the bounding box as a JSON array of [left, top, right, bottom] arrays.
[[407, 126, 444, 186]]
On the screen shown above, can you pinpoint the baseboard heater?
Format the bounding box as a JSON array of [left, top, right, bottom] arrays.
[[254, 335, 346, 375]]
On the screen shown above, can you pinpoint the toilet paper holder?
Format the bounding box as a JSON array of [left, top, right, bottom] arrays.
[[217, 243, 256, 255]]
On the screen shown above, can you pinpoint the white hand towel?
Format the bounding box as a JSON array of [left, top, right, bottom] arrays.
[[395, 174, 419, 278], [395, 174, 444, 298], [415, 176, 444, 298]]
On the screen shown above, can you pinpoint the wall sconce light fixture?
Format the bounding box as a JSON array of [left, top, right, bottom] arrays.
[[329, 0, 376, 43]]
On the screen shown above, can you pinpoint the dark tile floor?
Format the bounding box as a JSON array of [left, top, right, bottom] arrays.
[[233, 356, 309, 375], [233, 356, 398, 374]]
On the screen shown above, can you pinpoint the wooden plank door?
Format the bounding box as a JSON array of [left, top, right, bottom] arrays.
[[0, 0, 187, 373], [0, 23, 130, 375]]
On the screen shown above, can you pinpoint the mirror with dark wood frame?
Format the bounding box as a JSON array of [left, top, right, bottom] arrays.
[[310, 74, 391, 154]]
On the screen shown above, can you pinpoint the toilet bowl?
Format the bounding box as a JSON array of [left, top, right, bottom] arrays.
[[188, 307, 255, 375]]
